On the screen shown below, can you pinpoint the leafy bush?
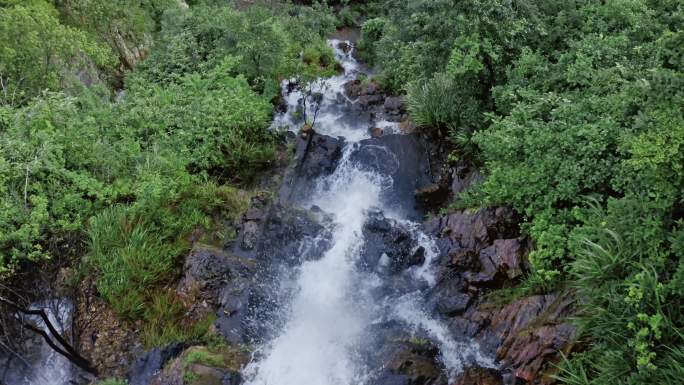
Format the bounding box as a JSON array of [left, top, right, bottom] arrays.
[[0, 1, 114, 106], [366, 1, 684, 382], [55, 0, 175, 68], [123, 61, 276, 181]]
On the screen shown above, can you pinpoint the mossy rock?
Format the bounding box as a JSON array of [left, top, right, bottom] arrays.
[[182, 345, 250, 372], [151, 343, 251, 385]]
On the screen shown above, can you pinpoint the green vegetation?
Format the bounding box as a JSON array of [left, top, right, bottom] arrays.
[[0, 0, 336, 348], [139, 291, 216, 348], [361, 0, 683, 383], [180, 344, 251, 385], [3, 0, 682, 382], [0, 0, 114, 106], [184, 348, 226, 367], [97, 379, 127, 385]]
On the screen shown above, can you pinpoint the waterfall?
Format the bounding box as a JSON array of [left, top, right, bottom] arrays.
[[244, 40, 495, 385]]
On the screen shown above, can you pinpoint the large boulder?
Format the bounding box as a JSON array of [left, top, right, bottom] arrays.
[[373, 338, 448, 385], [489, 293, 576, 384], [127, 343, 186, 385], [174, 245, 257, 345], [452, 367, 503, 385], [147, 345, 248, 385], [424, 208, 520, 253], [279, 130, 344, 203], [360, 210, 425, 272], [465, 239, 528, 286], [352, 133, 433, 217]]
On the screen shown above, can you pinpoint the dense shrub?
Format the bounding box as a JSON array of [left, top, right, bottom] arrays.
[[0, 1, 114, 106], [140, 2, 337, 93], [123, 60, 276, 180], [364, 0, 684, 382], [0, 0, 339, 349]]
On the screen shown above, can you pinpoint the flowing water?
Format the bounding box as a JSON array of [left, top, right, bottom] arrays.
[[2, 39, 494, 385], [244, 40, 494, 385], [1, 299, 75, 385]]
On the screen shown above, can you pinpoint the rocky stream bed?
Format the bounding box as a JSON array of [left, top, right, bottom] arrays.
[[0, 39, 576, 385]]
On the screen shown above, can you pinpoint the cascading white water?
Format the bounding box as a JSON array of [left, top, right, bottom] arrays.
[[271, 39, 399, 140], [245, 40, 495, 385], [244, 148, 386, 385], [6, 299, 75, 385]]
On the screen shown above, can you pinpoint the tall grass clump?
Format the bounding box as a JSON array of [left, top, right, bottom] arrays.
[[88, 206, 184, 319], [555, 201, 684, 384], [406, 73, 462, 131]]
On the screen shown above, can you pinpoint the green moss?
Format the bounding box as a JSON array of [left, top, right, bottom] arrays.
[[182, 371, 199, 384], [181, 344, 252, 372], [97, 379, 127, 385], [139, 292, 217, 349], [184, 349, 226, 368]]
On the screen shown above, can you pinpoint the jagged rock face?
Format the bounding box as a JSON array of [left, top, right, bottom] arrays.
[[489, 294, 576, 384], [278, 130, 344, 203], [424, 206, 576, 384], [360, 210, 426, 273], [175, 246, 257, 344], [128, 343, 186, 385], [353, 133, 434, 218], [142, 345, 248, 385], [452, 366, 503, 385]]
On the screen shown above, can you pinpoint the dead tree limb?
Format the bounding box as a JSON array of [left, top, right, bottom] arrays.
[[0, 296, 97, 375]]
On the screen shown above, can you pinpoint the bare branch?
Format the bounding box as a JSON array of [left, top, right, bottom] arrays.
[[0, 296, 97, 375]]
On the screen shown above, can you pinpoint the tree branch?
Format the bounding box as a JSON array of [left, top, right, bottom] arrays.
[[0, 296, 97, 375]]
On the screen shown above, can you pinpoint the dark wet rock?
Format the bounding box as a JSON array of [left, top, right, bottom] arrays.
[[279, 130, 344, 203], [343, 79, 385, 109], [477, 293, 576, 384], [384, 96, 406, 120], [447, 315, 484, 340], [452, 366, 503, 385], [286, 80, 299, 94], [343, 79, 363, 99], [375, 339, 448, 385], [353, 134, 433, 217], [451, 164, 483, 200], [365, 82, 381, 95], [176, 242, 269, 347], [370, 126, 384, 138], [252, 203, 331, 264], [384, 96, 405, 113], [233, 200, 333, 343], [415, 183, 449, 209], [337, 41, 352, 53], [178, 247, 252, 292], [174, 246, 257, 344], [465, 239, 527, 286], [306, 131, 342, 168], [358, 93, 385, 109], [436, 291, 472, 317], [425, 207, 520, 252], [361, 211, 424, 272], [127, 343, 186, 385]]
